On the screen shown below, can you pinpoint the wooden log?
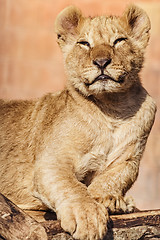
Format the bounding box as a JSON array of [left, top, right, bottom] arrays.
[[0, 192, 160, 240], [26, 209, 160, 240], [107, 210, 160, 240], [0, 193, 48, 240]]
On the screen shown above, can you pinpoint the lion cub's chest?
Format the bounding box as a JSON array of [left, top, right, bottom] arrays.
[[75, 116, 121, 182]]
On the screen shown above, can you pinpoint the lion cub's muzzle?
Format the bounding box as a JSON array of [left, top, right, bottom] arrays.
[[92, 58, 114, 84], [85, 57, 125, 86], [84, 44, 126, 86]]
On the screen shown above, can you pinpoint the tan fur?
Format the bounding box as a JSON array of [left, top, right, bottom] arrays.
[[0, 5, 156, 240]]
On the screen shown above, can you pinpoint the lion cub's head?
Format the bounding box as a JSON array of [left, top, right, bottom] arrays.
[[55, 5, 150, 96]]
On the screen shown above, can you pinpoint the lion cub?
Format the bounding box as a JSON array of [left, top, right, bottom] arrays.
[[0, 5, 156, 240]]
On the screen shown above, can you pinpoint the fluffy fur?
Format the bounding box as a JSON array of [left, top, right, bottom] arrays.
[[0, 5, 156, 240]]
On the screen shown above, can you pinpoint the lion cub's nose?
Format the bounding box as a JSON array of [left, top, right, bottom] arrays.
[[93, 58, 111, 70]]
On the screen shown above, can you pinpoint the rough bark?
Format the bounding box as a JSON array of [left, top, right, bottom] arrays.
[[0, 193, 47, 240]]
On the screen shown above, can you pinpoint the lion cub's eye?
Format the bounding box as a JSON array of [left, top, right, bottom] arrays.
[[77, 41, 90, 47], [114, 37, 127, 46]]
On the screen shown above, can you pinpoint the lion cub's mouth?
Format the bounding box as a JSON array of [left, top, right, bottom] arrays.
[[85, 74, 125, 86]]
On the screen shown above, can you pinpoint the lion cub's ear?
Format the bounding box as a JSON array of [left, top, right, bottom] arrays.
[[55, 6, 83, 46], [122, 5, 151, 48]]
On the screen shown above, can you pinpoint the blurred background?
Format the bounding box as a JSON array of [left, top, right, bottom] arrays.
[[0, 0, 159, 210]]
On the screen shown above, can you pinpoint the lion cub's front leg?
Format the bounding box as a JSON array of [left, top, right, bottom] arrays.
[[87, 157, 138, 215], [88, 161, 137, 215], [87, 118, 151, 216], [33, 159, 108, 240]]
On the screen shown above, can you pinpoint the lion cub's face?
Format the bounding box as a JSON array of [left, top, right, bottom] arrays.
[[55, 5, 150, 96]]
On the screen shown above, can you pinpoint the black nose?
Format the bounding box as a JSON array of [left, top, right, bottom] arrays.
[[93, 58, 111, 69]]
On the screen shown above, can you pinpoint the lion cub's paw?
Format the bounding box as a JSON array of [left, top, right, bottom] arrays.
[[57, 198, 108, 240], [124, 196, 136, 213], [97, 195, 135, 215]]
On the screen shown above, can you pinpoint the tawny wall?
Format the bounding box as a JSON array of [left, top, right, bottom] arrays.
[[0, 0, 159, 210]]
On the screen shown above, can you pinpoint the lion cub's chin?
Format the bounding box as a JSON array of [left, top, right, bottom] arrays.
[[85, 79, 127, 96], [71, 75, 132, 97]]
